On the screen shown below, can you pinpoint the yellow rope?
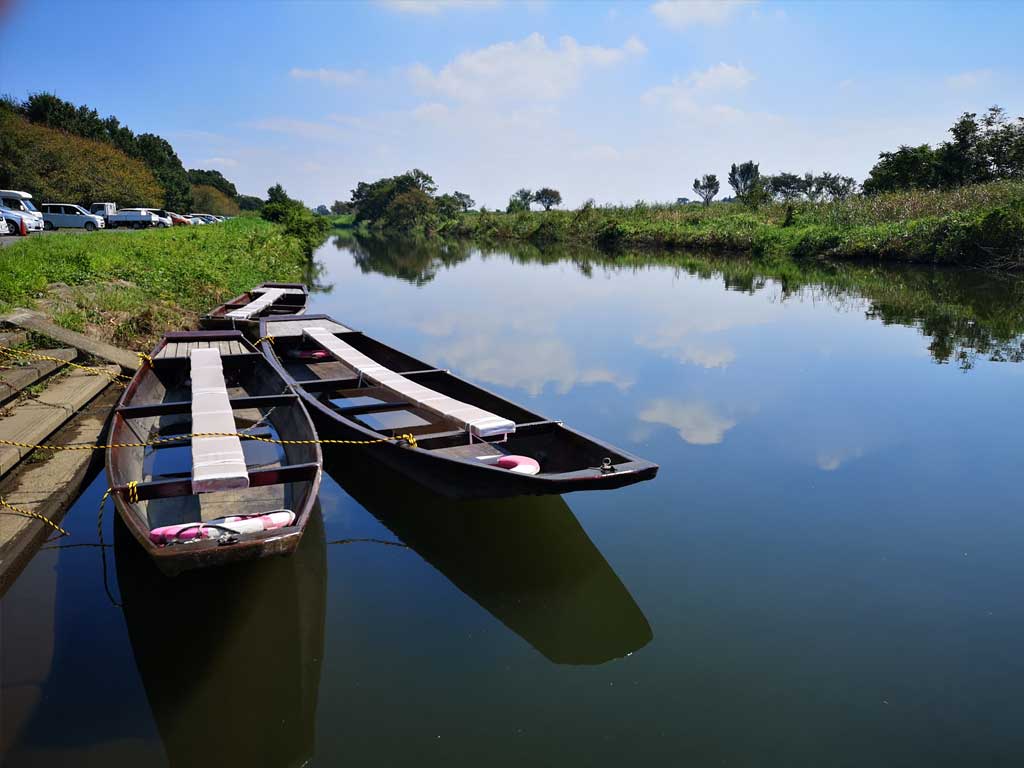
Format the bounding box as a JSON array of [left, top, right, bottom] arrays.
[[0, 430, 418, 452], [136, 352, 154, 367], [253, 335, 275, 346], [0, 345, 130, 386], [0, 495, 70, 537], [126, 480, 139, 504]]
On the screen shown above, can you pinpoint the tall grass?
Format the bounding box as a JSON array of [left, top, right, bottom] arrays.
[[447, 181, 1024, 269]]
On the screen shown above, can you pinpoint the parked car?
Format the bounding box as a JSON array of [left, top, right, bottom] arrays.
[[108, 208, 160, 229], [0, 218, 8, 235], [187, 215, 206, 225], [41, 203, 106, 231], [0, 190, 45, 235], [165, 211, 192, 226], [89, 202, 117, 225], [140, 209, 173, 228], [189, 213, 220, 224]]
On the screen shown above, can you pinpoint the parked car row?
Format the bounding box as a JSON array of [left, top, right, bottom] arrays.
[[0, 190, 229, 236]]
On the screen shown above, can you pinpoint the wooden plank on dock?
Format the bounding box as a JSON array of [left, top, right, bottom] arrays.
[[0, 365, 117, 477], [1, 309, 138, 372], [0, 348, 76, 405]]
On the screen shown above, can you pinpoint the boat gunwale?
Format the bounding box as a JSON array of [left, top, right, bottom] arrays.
[[259, 314, 659, 490], [106, 329, 322, 573]]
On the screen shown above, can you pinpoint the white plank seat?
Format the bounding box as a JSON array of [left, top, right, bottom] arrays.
[[226, 287, 289, 319], [303, 327, 515, 439], [190, 348, 249, 493]]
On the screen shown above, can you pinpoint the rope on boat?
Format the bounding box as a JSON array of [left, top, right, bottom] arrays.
[[0, 431, 418, 452], [253, 335, 275, 346], [0, 345, 131, 386], [0, 495, 70, 536]]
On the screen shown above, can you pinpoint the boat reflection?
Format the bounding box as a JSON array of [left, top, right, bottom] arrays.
[[114, 505, 326, 768], [327, 453, 653, 665]]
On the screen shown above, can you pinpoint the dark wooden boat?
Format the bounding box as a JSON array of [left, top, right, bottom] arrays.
[[327, 451, 652, 664], [115, 505, 325, 767], [105, 329, 322, 575], [200, 282, 308, 334], [260, 314, 658, 499]]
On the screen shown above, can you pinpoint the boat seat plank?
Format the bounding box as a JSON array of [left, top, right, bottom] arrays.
[[119, 393, 297, 420], [303, 327, 515, 438], [190, 348, 249, 494], [119, 462, 319, 502], [429, 443, 502, 460], [198, 483, 287, 522], [227, 288, 287, 320], [264, 317, 351, 338]]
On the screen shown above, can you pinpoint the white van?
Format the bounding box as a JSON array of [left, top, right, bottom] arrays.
[[41, 204, 106, 231], [0, 190, 45, 235]]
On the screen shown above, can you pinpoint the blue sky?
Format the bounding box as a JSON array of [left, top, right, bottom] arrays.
[[1, 0, 1021, 207]]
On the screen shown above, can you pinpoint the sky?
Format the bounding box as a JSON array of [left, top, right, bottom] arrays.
[[1, 0, 1022, 208]]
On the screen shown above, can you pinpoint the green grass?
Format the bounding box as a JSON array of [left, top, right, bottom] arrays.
[[0, 218, 312, 347], [447, 181, 1024, 269]]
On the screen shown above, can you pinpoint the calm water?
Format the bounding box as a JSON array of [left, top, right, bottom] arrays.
[[4, 238, 1024, 766]]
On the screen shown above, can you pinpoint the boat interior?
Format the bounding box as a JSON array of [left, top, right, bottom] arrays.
[[109, 335, 318, 535], [207, 283, 306, 320], [264, 318, 632, 475]]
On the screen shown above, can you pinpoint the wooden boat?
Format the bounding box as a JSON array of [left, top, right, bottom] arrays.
[[115, 504, 325, 766], [105, 329, 322, 575], [259, 314, 658, 499], [200, 282, 308, 334], [327, 451, 652, 664]]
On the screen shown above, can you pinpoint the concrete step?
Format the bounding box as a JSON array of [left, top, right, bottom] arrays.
[[0, 331, 29, 348], [0, 348, 76, 405], [0, 386, 119, 597], [0, 309, 139, 372], [0, 365, 118, 477]]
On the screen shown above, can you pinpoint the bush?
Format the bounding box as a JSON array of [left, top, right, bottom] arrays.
[[191, 184, 241, 216]]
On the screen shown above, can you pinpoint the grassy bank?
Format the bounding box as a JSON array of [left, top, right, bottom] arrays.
[[447, 181, 1024, 268], [0, 218, 311, 348]]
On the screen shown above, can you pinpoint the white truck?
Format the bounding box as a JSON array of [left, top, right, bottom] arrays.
[[89, 202, 117, 225], [107, 208, 161, 229]]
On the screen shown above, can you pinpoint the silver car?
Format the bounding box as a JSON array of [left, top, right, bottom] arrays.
[[41, 204, 106, 231]]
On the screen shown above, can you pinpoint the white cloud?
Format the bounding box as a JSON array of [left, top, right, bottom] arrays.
[[248, 117, 348, 141], [650, 0, 753, 29], [197, 156, 238, 168], [289, 67, 365, 87], [409, 33, 645, 104], [816, 447, 864, 471], [412, 102, 450, 122], [643, 63, 754, 117], [379, 0, 500, 14], [945, 69, 993, 90], [638, 399, 737, 445]]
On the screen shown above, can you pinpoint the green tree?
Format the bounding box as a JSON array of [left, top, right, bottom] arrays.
[[506, 188, 533, 213], [267, 183, 294, 205], [453, 191, 475, 211], [533, 187, 562, 211], [330, 200, 351, 215], [728, 161, 760, 199], [191, 184, 241, 216], [134, 133, 191, 210], [764, 172, 803, 201], [314, 204, 330, 215], [383, 188, 434, 229], [188, 168, 238, 199], [692, 174, 720, 206], [237, 194, 264, 211]]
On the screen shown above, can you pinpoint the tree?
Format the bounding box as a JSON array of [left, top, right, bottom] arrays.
[[237, 194, 264, 211], [434, 193, 462, 219], [692, 174, 720, 206], [314, 204, 330, 216], [188, 168, 238, 199], [507, 188, 533, 213], [862, 145, 938, 194], [816, 172, 858, 201], [728, 161, 760, 199], [267, 183, 294, 205], [532, 187, 562, 211], [764, 172, 804, 201], [330, 200, 351, 215], [191, 184, 241, 216], [383, 188, 434, 229], [453, 191, 475, 211]]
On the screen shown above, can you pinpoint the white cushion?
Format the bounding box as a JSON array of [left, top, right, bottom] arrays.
[[303, 327, 515, 438], [190, 348, 249, 493]]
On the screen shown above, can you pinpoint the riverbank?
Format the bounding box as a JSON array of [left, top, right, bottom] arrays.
[[445, 181, 1024, 269], [0, 218, 311, 349]]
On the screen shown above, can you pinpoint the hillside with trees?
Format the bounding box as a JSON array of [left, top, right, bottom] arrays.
[[0, 106, 164, 207]]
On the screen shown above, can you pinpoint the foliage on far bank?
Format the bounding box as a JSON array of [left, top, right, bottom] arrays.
[[0, 108, 164, 208], [0, 218, 310, 348], [191, 184, 241, 216], [446, 181, 1024, 270], [260, 183, 330, 254], [349, 169, 473, 233]]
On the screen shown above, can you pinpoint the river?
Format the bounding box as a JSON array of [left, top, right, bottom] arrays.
[[3, 237, 1024, 766]]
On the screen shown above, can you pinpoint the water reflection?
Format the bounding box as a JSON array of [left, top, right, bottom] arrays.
[[327, 453, 653, 665], [114, 507, 327, 768], [340, 236, 1024, 371]]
